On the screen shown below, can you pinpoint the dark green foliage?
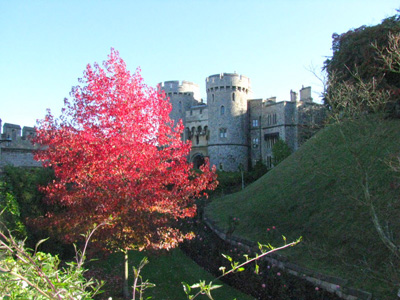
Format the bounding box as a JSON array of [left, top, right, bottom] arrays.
[[1, 166, 54, 222], [210, 162, 268, 197], [0, 166, 54, 240], [0, 166, 73, 256], [324, 12, 400, 113], [324, 13, 400, 85], [272, 139, 292, 166]]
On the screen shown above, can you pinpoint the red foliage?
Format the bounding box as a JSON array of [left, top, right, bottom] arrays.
[[33, 49, 217, 252]]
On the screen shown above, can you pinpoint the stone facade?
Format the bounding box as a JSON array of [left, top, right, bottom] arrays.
[[159, 73, 325, 172], [0, 121, 42, 169]]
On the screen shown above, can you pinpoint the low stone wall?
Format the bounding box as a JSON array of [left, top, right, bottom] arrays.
[[0, 148, 42, 169], [203, 216, 372, 300]]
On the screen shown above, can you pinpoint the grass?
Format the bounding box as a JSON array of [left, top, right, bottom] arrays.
[[89, 247, 255, 300], [205, 117, 400, 299]]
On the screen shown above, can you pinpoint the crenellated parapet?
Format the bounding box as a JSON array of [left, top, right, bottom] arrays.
[[0, 121, 42, 169], [158, 80, 201, 101], [206, 73, 251, 95]]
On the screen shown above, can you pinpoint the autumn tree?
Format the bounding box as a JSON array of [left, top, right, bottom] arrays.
[[33, 49, 217, 298]]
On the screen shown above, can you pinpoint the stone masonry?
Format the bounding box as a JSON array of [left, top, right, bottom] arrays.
[[159, 72, 325, 172]]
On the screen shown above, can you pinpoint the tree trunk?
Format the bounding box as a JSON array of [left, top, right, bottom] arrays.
[[123, 250, 130, 299]]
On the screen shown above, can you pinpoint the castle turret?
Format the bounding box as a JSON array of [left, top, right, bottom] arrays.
[[158, 80, 201, 127], [206, 73, 252, 171]]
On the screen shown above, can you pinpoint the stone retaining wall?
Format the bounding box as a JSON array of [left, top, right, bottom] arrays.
[[203, 216, 372, 300]]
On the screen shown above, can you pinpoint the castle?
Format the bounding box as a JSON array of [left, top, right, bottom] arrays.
[[159, 72, 325, 172], [0, 121, 42, 169], [0, 72, 325, 171]]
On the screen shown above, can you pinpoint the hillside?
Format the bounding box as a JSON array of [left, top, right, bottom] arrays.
[[205, 117, 400, 299]]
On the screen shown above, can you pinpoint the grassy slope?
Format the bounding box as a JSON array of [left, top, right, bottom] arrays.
[[92, 248, 255, 300], [206, 118, 400, 298]]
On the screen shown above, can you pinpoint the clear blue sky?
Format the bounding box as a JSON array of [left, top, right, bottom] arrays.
[[1, 0, 399, 128]]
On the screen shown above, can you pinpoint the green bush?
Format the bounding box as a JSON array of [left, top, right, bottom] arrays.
[[0, 228, 103, 299]]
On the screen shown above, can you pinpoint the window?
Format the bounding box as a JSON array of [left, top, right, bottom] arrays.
[[273, 113, 277, 124], [212, 94, 215, 102], [253, 137, 259, 148], [219, 128, 227, 138], [265, 134, 279, 149], [252, 119, 259, 127], [220, 105, 225, 115], [232, 92, 235, 101], [178, 101, 182, 113], [266, 156, 272, 168]]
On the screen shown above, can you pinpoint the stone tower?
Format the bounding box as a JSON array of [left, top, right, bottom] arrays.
[[158, 80, 201, 127], [206, 73, 252, 171]]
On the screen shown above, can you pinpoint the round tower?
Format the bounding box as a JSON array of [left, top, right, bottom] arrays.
[[206, 73, 252, 171], [158, 80, 201, 127]]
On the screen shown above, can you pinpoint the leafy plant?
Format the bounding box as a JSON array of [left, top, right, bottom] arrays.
[[272, 139, 292, 166], [33, 49, 217, 298], [0, 223, 104, 299]]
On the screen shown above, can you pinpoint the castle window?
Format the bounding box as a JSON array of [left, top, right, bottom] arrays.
[[212, 94, 215, 103], [273, 113, 277, 124], [220, 86, 224, 90], [196, 135, 199, 145], [179, 101, 182, 113], [265, 133, 279, 149], [252, 119, 259, 127], [220, 105, 225, 115], [219, 128, 227, 138], [253, 137, 259, 148], [268, 156, 272, 168], [232, 92, 235, 101], [238, 87, 242, 92]]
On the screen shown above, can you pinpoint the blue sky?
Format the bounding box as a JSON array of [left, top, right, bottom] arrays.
[[1, 0, 399, 127]]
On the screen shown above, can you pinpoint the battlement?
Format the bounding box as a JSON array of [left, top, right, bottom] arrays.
[[1, 122, 35, 141], [206, 73, 251, 95], [206, 73, 251, 88], [158, 80, 200, 93]]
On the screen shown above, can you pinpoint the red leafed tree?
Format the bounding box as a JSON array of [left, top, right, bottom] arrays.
[[33, 49, 217, 297]]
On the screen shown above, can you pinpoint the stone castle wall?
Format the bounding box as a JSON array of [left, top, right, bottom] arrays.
[[0, 122, 42, 169], [206, 73, 252, 171]]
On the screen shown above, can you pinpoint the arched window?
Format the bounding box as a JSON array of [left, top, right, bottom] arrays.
[[197, 126, 202, 134], [220, 105, 225, 115], [212, 94, 215, 103], [232, 92, 235, 101]]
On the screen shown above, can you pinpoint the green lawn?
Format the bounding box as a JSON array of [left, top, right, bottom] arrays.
[[90, 248, 255, 300], [205, 117, 400, 299]]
